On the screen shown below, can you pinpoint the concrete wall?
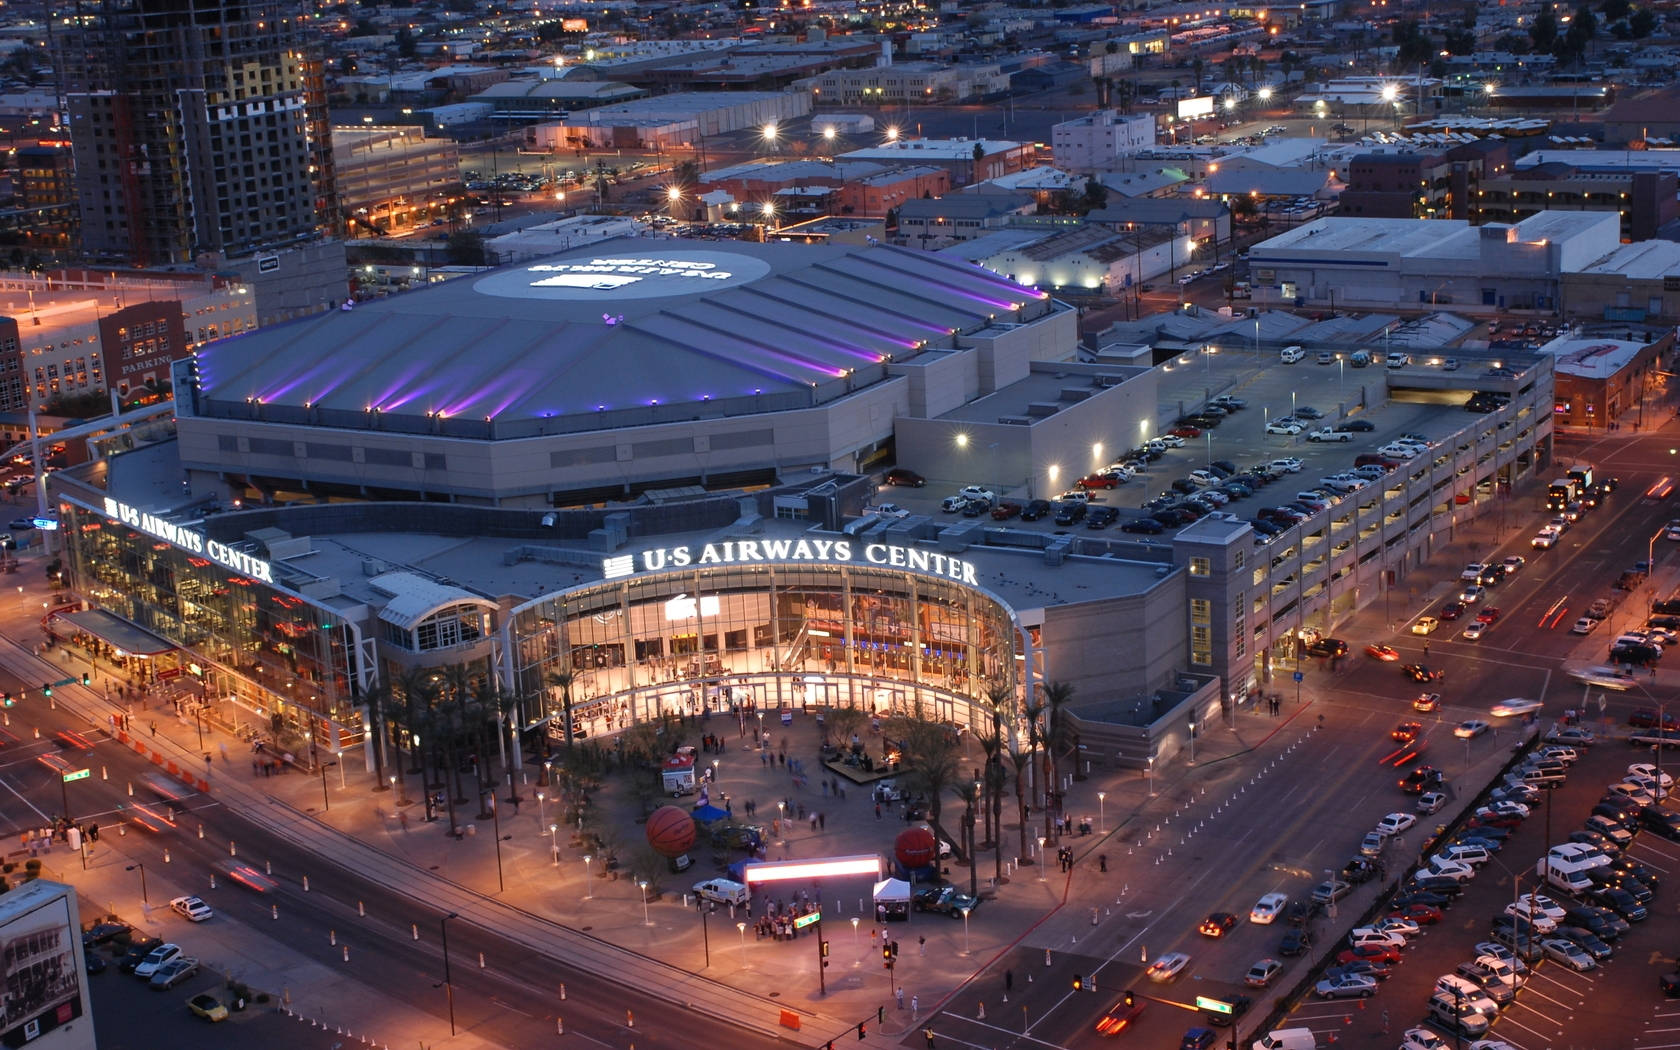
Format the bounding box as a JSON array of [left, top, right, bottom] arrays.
[[178, 376, 913, 505], [1040, 570, 1187, 702]]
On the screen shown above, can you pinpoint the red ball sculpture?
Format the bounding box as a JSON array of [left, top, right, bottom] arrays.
[[646, 805, 697, 857], [894, 825, 937, 869]]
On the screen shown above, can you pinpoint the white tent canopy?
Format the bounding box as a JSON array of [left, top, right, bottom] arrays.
[[873, 878, 911, 902]]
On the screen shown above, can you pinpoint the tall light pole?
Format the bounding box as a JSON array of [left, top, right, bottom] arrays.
[[1097, 791, 1107, 834], [125, 863, 147, 905], [440, 912, 459, 1037], [549, 823, 560, 864], [639, 880, 653, 926], [1147, 756, 1156, 798], [583, 854, 594, 899]]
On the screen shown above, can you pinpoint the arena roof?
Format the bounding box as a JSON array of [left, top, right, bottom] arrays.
[[189, 240, 1049, 439]]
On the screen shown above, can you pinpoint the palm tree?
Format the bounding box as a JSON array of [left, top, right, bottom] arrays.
[[952, 780, 981, 897], [395, 666, 437, 777], [545, 668, 577, 758], [362, 675, 392, 792], [1040, 681, 1076, 843], [1022, 690, 1046, 840], [1007, 744, 1033, 864]]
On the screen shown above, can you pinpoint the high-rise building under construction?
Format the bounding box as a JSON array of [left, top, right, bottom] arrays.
[[51, 0, 339, 267]]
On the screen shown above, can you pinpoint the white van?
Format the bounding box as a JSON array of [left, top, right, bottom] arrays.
[[1252, 1029, 1317, 1050], [1539, 863, 1594, 895], [1280, 345, 1305, 364], [692, 879, 750, 906]]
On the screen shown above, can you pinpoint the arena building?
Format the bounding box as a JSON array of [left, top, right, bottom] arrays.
[[172, 241, 1126, 507], [40, 241, 1559, 777]]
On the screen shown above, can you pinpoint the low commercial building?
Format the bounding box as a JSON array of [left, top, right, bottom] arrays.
[[1562, 240, 1680, 325], [896, 192, 1038, 246], [1052, 110, 1156, 171], [0, 269, 254, 414], [1475, 166, 1678, 242], [1542, 331, 1674, 429], [796, 62, 1010, 106], [838, 139, 1035, 187], [1247, 210, 1621, 312]]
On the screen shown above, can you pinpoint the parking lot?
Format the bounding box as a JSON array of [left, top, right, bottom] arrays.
[[873, 345, 1517, 535], [1267, 725, 1680, 1049]]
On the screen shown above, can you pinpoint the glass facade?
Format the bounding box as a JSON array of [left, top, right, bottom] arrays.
[[58, 499, 364, 742], [509, 562, 1021, 736]]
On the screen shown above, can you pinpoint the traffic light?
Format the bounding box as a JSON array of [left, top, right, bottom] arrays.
[[821, 940, 830, 958], [1072, 974, 1083, 991], [41, 683, 50, 698], [1123, 990, 1135, 1007], [857, 1023, 866, 1040], [0, 692, 9, 707], [877, 1006, 884, 1024], [80, 673, 90, 687]]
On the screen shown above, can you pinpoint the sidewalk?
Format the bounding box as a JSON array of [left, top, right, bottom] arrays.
[[0, 539, 1319, 1045]]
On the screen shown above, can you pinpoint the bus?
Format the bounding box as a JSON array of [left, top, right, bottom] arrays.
[[1546, 478, 1576, 511]]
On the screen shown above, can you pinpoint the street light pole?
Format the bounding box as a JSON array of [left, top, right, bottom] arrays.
[[1098, 791, 1107, 834], [125, 862, 147, 905], [583, 854, 594, 899], [491, 794, 505, 894], [440, 912, 459, 1037], [638, 880, 652, 926]]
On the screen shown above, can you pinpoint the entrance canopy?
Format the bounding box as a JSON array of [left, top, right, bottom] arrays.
[[53, 609, 174, 657]]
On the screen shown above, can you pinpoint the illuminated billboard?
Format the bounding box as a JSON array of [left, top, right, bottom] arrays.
[[1177, 96, 1215, 121], [0, 881, 94, 1050]]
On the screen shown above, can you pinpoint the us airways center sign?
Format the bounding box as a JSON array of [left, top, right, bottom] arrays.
[[101, 498, 276, 584], [603, 539, 979, 585]]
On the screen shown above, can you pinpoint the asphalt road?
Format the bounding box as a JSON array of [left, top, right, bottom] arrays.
[[910, 426, 1680, 1050], [0, 671, 792, 1050]]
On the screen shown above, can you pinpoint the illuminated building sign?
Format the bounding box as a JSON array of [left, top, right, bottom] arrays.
[[101, 498, 275, 584], [474, 250, 770, 302], [603, 540, 979, 585]]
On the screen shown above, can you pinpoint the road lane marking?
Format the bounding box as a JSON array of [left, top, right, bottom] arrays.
[[0, 773, 48, 821]]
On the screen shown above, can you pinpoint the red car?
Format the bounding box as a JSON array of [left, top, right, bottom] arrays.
[[1392, 721, 1422, 743], [1198, 912, 1238, 938], [1336, 944, 1401, 966], [1469, 810, 1522, 829], [990, 501, 1022, 520], [1476, 607, 1502, 624], [1438, 602, 1466, 621], [1366, 644, 1400, 662], [1078, 473, 1121, 490], [1387, 903, 1443, 925], [1402, 664, 1444, 683], [1170, 426, 1203, 438], [1094, 997, 1146, 1037]]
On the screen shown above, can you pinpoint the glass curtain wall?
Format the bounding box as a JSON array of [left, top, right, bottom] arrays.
[[509, 563, 1017, 738], [57, 501, 361, 740]]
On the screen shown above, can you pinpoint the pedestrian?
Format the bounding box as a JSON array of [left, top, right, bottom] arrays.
[[911, 994, 919, 1018], [924, 1028, 935, 1050], [149, 721, 156, 737], [918, 934, 926, 956], [818, 812, 826, 830], [896, 987, 905, 1010], [1422, 641, 1429, 656], [1098, 854, 1107, 872], [875, 802, 882, 821]]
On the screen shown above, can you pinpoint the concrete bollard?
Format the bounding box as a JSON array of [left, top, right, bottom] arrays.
[[302, 875, 310, 892], [342, 945, 349, 963], [271, 904, 278, 920]]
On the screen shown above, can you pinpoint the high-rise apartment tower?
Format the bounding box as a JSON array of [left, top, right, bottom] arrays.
[[50, 0, 339, 266]]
